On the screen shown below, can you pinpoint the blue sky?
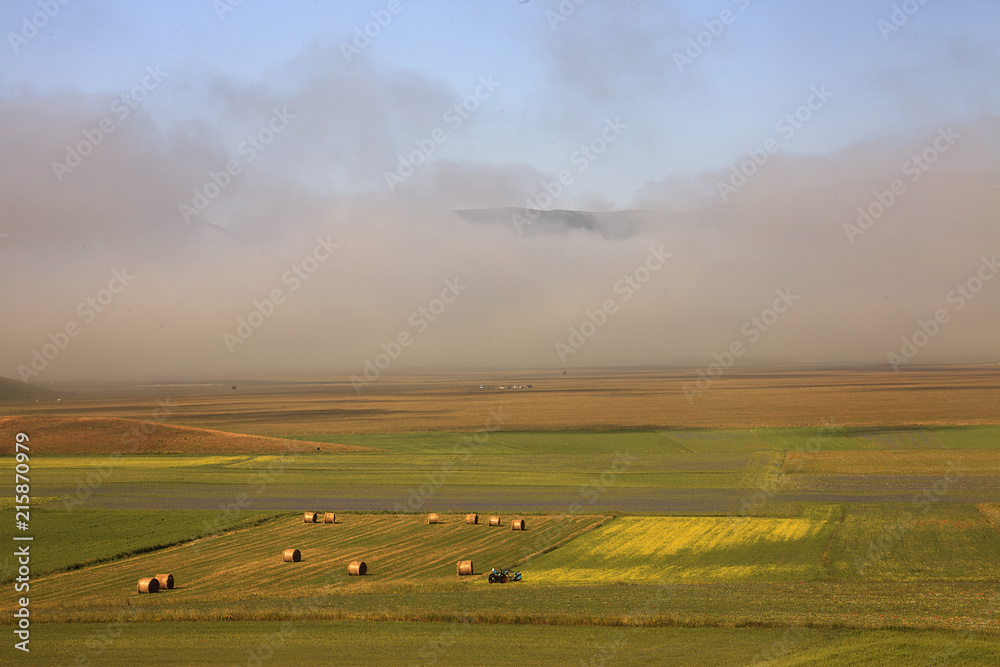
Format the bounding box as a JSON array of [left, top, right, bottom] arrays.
[[1, 1, 998, 381], [4, 0, 995, 207]]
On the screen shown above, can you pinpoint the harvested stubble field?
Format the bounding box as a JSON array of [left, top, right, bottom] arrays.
[[4, 365, 999, 434], [3, 367, 1000, 664], [14, 508, 1000, 633]]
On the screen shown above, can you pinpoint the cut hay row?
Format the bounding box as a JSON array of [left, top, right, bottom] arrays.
[[286, 549, 371, 576], [37, 513, 605, 611], [424, 512, 511, 527], [132, 512, 531, 597]]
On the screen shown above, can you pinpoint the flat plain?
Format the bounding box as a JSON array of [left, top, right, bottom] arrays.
[[2, 366, 999, 665]]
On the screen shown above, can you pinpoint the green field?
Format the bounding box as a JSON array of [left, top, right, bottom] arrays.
[[25, 426, 1000, 516], [4, 424, 1000, 664], [0, 508, 283, 582], [24, 622, 1000, 666]]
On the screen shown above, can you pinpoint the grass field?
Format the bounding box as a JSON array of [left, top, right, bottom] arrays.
[[3, 369, 1000, 664], [26, 512, 607, 622], [828, 503, 1000, 581], [22, 621, 1000, 666], [0, 508, 283, 583], [19, 425, 1000, 516]]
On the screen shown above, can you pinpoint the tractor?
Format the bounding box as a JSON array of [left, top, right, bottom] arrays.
[[488, 567, 522, 583]]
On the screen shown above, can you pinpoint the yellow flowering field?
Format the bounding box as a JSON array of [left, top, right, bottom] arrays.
[[524, 507, 838, 583]]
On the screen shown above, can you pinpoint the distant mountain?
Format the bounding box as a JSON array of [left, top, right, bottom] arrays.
[[0, 376, 62, 401], [457, 171, 1000, 242], [456, 207, 669, 239]]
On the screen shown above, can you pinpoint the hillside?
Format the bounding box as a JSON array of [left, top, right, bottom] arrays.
[[0, 375, 63, 401], [0, 415, 374, 455]]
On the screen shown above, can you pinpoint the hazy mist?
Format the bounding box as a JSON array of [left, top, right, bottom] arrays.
[[1, 3, 998, 383]]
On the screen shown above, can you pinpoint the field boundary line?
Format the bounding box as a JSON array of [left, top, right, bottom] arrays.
[[27, 606, 1000, 632], [820, 504, 846, 577]]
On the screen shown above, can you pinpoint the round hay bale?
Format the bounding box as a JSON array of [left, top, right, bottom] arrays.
[[427, 513, 439, 524], [154, 573, 174, 590], [465, 513, 478, 525], [457, 560, 474, 576], [137, 577, 159, 594], [282, 548, 302, 562], [324, 512, 336, 524], [348, 560, 367, 576], [303, 511, 318, 523], [489, 515, 501, 527], [511, 518, 525, 531]]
